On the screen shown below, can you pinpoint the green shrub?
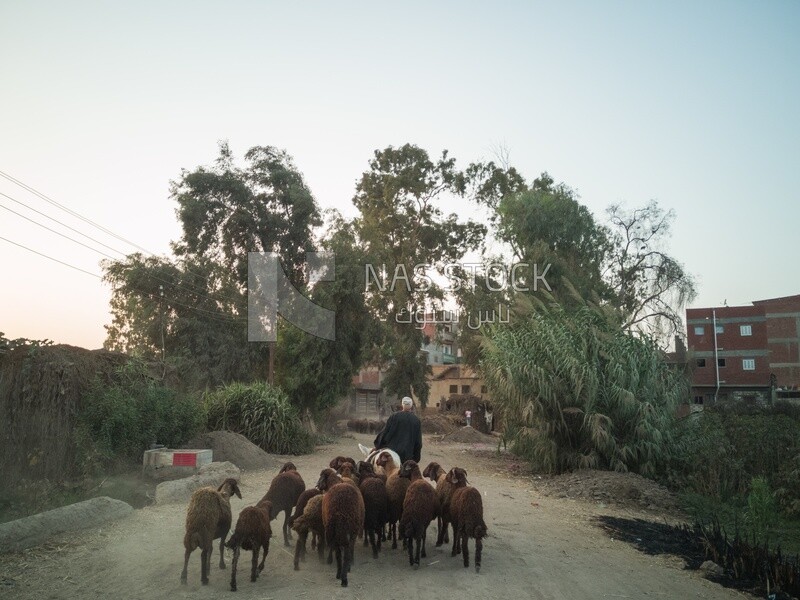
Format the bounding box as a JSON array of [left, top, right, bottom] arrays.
[[76, 361, 205, 474], [205, 382, 314, 455], [747, 476, 777, 542], [481, 299, 685, 475]]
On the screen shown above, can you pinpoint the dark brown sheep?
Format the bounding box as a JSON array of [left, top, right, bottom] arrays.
[[321, 478, 365, 587], [378, 452, 408, 549], [337, 461, 360, 487], [359, 467, 389, 558], [288, 487, 323, 554], [329, 456, 356, 470], [291, 494, 325, 570], [423, 461, 454, 546], [263, 464, 305, 547], [398, 460, 436, 569], [180, 478, 242, 585], [226, 499, 272, 591], [448, 467, 487, 572]]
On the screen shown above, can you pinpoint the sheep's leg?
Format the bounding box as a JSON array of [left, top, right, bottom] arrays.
[[421, 527, 427, 558], [327, 544, 334, 565], [340, 544, 349, 587], [250, 547, 260, 582], [283, 510, 292, 546], [229, 545, 239, 592], [218, 534, 227, 569], [311, 531, 317, 550], [436, 516, 443, 545], [335, 545, 343, 580], [475, 536, 482, 573], [444, 517, 450, 544], [414, 535, 422, 569], [200, 547, 210, 585], [348, 534, 355, 573], [391, 521, 397, 549], [461, 533, 470, 568], [406, 534, 414, 567], [259, 540, 269, 572], [180, 548, 191, 584], [294, 531, 306, 570], [451, 525, 461, 557], [317, 532, 326, 563], [369, 528, 378, 559], [363, 526, 369, 547]]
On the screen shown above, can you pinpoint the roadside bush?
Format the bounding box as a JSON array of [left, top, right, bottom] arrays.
[[666, 407, 800, 514], [76, 361, 204, 474], [205, 382, 314, 454], [481, 298, 685, 475]]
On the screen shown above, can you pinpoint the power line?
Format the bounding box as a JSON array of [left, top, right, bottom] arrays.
[[0, 169, 152, 254], [0, 202, 118, 260], [0, 191, 128, 257], [0, 235, 102, 278], [0, 171, 227, 299]]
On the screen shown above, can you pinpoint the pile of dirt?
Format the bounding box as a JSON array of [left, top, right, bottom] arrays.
[[538, 469, 678, 512], [182, 431, 280, 472], [420, 412, 463, 435], [442, 426, 496, 444]]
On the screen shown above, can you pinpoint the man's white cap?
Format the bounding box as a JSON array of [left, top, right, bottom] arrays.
[[401, 396, 413, 407]]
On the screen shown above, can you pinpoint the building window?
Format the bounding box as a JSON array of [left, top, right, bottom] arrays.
[[481, 385, 487, 394], [461, 385, 471, 394], [696, 359, 706, 368], [693, 396, 704, 405], [443, 345, 452, 355], [694, 326, 704, 335], [740, 325, 752, 336], [715, 325, 724, 334], [742, 359, 755, 371], [718, 358, 726, 367], [449, 384, 457, 394]]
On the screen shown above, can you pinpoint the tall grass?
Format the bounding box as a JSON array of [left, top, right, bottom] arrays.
[[205, 382, 314, 455], [480, 297, 686, 475]]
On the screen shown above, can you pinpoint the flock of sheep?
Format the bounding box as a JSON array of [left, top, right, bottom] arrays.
[[179, 451, 487, 590]]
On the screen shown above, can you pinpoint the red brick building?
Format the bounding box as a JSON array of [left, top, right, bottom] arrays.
[[686, 294, 800, 406]]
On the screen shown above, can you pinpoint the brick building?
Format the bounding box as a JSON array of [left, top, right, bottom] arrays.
[[686, 294, 800, 406]]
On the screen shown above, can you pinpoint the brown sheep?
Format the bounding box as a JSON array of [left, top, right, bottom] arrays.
[[329, 456, 356, 470], [262, 463, 305, 547], [291, 494, 325, 570], [359, 466, 389, 558], [398, 460, 436, 569], [180, 478, 242, 585], [377, 452, 408, 549], [337, 461, 360, 487], [423, 461, 454, 546], [288, 487, 323, 554], [448, 467, 487, 572], [226, 499, 272, 591], [320, 475, 365, 587]]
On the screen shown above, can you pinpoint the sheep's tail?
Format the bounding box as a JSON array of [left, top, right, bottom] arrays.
[[474, 523, 487, 539], [185, 530, 202, 551], [226, 530, 242, 550]]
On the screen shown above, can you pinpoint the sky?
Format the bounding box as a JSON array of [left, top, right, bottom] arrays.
[[1, 1, 798, 349]]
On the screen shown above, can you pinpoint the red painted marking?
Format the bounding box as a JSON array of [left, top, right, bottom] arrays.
[[172, 452, 197, 467]]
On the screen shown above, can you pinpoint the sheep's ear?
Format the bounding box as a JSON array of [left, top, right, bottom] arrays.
[[233, 482, 242, 499], [447, 470, 457, 484]]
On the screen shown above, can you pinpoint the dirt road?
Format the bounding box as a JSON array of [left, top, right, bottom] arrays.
[[0, 434, 747, 599]]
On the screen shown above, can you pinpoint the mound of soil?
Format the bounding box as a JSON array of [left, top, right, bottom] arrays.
[[443, 426, 496, 444], [539, 469, 678, 512], [420, 412, 463, 435], [182, 431, 280, 472]]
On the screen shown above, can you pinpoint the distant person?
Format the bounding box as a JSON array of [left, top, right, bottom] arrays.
[[465, 409, 472, 427], [372, 396, 422, 463]]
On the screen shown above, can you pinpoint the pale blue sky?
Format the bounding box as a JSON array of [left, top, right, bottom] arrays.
[[1, 1, 798, 348]]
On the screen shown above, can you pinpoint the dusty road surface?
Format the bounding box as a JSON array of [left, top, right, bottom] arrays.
[[0, 433, 747, 600]]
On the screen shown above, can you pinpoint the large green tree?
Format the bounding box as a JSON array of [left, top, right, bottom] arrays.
[[353, 144, 486, 406]]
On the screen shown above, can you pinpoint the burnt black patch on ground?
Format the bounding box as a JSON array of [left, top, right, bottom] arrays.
[[595, 516, 797, 599]]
